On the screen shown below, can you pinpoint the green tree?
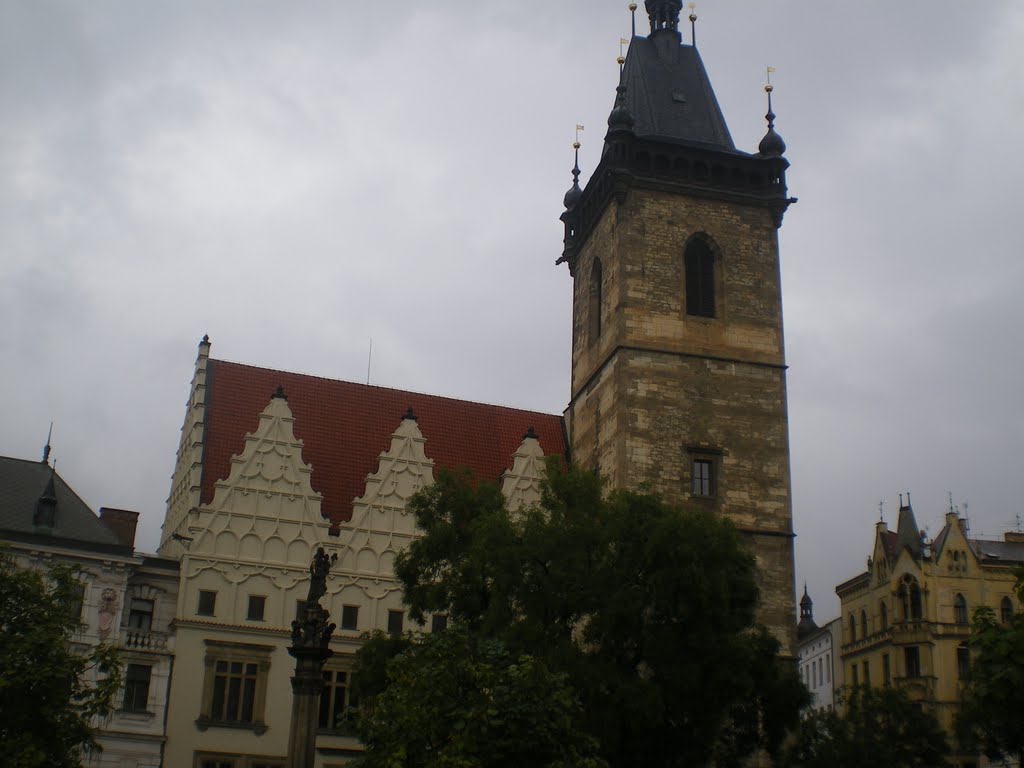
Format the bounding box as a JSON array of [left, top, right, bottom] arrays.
[[957, 569, 1024, 764], [0, 552, 122, 767], [781, 686, 948, 768], [355, 628, 604, 768], [355, 465, 805, 768]]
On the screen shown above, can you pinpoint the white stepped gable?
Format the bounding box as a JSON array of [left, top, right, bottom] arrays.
[[339, 415, 434, 588], [191, 393, 330, 563], [501, 430, 547, 512]]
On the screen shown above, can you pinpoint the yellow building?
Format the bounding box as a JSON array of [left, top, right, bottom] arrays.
[[836, 498, 1023, 766]]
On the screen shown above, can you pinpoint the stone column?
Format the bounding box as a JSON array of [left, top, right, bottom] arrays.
[[287, 548, 337, 768]]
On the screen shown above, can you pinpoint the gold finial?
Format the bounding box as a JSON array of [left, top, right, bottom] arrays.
[[628, 2, 637, 9], [688, 3, 698, 46], [629, 3, 637, 38], [617, 37, 628, 67], [765, 65, 776, 92], [574, 124, 584, 149], [688, 1, 697, 21]]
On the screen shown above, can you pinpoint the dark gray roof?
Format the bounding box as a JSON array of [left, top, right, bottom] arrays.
[[969, 538, 1024, 564], [0, 455, 123, 549], [616, 34, 735, 152]]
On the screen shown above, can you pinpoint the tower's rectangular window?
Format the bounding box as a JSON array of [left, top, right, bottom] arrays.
[[247, 595, 266, 622], [341, 605, 359, 631], [387, 610, 404, 636], [882, 653, 891, 686], [198, 590, 217, 617], [432, 614, 448, 633], [851, 664, 858, 686], [691, 459, 714, 497], [122, 663, 152, 711], [862, 660, 870, 688], [684, 238, 716, 318], [128, 598, 154, 630]]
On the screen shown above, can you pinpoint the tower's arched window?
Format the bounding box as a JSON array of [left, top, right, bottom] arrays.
[[860, 609, 868, 638], [910, 583, 923, 620], [880, 601, 888, 631], [1001, 596, 1014, 624], [849, 612, 857, 642], [954, 594, 968, 625], [684, 237, 716, 318], [589, 257, 603, 344]]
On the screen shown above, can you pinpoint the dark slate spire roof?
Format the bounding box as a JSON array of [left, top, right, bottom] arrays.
[[757, 85, 786, 157], [611, 33, 735, 152], [895, 495, 922, 559], [563, 143, 583, 210], [797, 584, 819, 639]]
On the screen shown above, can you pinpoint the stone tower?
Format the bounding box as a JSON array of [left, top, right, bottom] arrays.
[[559, 1, 797, 654]]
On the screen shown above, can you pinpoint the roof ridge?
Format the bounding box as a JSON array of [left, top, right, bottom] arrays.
[[209, 358, 562, 418]]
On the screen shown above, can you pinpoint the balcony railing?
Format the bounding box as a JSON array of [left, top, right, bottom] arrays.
[[121, 627, 169, 651]]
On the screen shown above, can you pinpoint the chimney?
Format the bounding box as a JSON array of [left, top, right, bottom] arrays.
[[99, 507, 139, 550]]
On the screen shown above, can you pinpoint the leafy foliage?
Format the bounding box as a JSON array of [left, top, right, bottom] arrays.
[[354, 464, 804, 768], [781, 686, 948, 768], [0, 552, 122, 767], [957, 568, 1024, 763], [355, 628, 604, 768]]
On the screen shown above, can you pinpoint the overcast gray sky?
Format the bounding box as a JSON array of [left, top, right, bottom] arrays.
[[2, 1, 1021, 618]]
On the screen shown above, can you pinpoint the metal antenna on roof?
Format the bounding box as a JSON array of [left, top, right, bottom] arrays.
[[366, 338, 373, 385], [618, 37, 628, 72], [688, 3, 697, 47], [878, 500, 885, 523], [42, 422, 53, 465]]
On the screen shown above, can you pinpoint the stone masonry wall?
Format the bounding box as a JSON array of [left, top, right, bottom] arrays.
[[567, 185, 796, 656]]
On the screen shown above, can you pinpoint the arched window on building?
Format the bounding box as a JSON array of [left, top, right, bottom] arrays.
[[589, 258, 603, 344], [860, 609, 868, 639], [880, 600, 888, 631], [954, 593, 968, 625], [849, 612, 857, 642], [684, 237, 716, 318], [898, 576, 924, 622], [1001, 596, 1014, 624]]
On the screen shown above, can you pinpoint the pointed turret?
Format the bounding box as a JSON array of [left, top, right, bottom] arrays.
[[896, 493, 922, 559], [563, 142, 583, 210], [797, 584, 819, 639], [757, 83, 786, 158]]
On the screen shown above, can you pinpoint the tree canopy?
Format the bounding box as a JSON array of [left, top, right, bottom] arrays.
[[781, 686, 948, 768], [0, 551, 122, 768], [353, 464, 805, 768], [355, 627, 604, 768], [957, 568, 1024, 764]]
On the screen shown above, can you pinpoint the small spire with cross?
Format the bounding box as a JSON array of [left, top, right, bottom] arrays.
[[688, 3, 697, 46]]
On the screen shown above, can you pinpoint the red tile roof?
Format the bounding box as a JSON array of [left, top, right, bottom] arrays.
[[202, 360, 568, 527]]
